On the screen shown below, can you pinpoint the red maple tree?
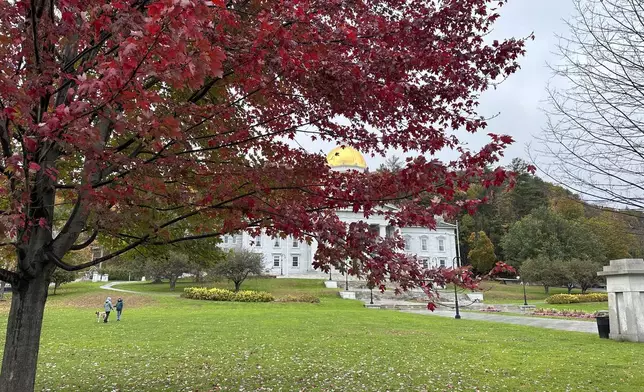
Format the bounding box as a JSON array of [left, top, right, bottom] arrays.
[[0, 1, 526, 390]]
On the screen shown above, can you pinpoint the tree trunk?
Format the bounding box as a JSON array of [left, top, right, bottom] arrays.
[[567, 284, 573, 294], [234, 281, 241, 292], [0, 281, 5, 301], [543, 285, 549, 294], [0, 274, 50, 392], [53, 283, 58, 295], [169, 276, 177, 291]]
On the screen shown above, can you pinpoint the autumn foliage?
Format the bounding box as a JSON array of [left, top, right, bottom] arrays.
[[0, 1, 527, 390]]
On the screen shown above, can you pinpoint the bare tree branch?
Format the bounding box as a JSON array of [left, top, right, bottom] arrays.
[[539, 0, 644, 209]]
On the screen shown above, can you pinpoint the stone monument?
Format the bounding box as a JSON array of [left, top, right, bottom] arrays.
[[598, 259, 644, 342]]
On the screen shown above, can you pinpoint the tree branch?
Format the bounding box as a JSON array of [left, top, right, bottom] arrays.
[[69, 230, 98, 251], [47, 236, 149, 271], [0, 267, 19, 285]]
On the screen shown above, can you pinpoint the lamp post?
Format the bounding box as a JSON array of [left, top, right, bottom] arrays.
[[370, 287, 374, 305], [519, 276, 528, 306], [453, 256, 461, 319], [345, 271, 349, 291], [453, 220, 462, 319]]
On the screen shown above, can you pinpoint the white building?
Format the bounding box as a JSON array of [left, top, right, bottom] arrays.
[[220, 146, 458, 276]]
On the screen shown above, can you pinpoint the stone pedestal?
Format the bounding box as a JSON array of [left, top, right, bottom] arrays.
[[598, 259, 644, 342], [324, 281, 338, 289], [339, 291, 356, 300]]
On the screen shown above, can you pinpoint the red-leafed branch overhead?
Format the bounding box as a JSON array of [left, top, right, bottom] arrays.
[[0, 1, 528, 388], [0, 0, 528, 285]]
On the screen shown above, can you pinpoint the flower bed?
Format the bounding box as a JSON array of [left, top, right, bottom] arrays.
[[184, 287, 274, 302], [480, 306, 501, 313], [545, 293, 608, 304], [532, 308, 597, 319]]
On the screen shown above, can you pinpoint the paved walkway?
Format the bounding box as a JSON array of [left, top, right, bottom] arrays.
[[99, 281, 143, 294], [403, 309, 597, 333]]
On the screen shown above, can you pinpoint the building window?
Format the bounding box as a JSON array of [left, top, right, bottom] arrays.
[[273, 255, 281, 267], [253, 236, 261, 247], [439, 258, 446, 267], [292, 256, 299, 267], [421, 259, 429, 269], [232, 235, 237, 244], [421, 237, 428, 251], [223, 236, 229, 244], [292, 238, 299, 248], [404, 236, 411, 250], [273, 237, 280, 248], [438, 238, 445, 252]]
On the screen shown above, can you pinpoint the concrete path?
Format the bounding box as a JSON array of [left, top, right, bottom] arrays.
[[99, 281, 144, 294], [403, 309, 597, 334]]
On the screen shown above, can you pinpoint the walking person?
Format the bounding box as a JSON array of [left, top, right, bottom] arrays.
[[115, 297, 124, 321], [103, 297, 113, 323]]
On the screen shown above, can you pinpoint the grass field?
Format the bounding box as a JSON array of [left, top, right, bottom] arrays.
[[115, 277, 341, 298], [0, 280, 639, 391], [459, 282, 609, 312], [475, 281, 589, 303]]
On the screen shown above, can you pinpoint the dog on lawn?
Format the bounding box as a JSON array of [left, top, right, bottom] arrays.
[[95, 311, 107, 323]]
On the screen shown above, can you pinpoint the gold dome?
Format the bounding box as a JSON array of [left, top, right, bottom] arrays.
[[326, 146, 368, 169]]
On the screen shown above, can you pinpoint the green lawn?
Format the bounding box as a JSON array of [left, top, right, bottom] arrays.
[[452, 282, 608, 311], [114, 277, 342, 298], [0, 281, 641, 391], [474, 281, 590, 304]]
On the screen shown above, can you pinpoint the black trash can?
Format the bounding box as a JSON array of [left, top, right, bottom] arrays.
[[596, 314, 610, 339]]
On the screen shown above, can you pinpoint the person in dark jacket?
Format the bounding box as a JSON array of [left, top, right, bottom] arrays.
[[115, 297, 124, 321], [103, 297, 113, 323]]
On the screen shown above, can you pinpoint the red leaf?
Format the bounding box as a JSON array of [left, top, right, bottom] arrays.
[[28, 162, 41, 172], [24, 137, 38, 153]]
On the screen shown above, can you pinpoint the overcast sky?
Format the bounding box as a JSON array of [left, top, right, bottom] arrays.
[[295, 0, 578, 170]]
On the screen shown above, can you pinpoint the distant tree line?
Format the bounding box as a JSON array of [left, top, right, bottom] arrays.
[[380, 156, 644, 290]]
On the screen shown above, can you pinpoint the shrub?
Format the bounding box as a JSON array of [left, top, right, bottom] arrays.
[[234, 290, 274, 302], [276, 294, 320, 303], [545, 293, 608, 304], [183, 287, 273, 302]]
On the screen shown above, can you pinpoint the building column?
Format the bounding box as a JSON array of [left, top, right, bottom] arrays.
[[598, 259, 644, 342]]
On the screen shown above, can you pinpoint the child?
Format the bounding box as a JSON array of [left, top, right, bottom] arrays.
[[115, 298, 124, 321], [103, 297, 113, 323]]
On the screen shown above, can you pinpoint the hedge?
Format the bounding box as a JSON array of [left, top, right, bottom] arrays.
[[545, 293, 608, 304], [183, 287, 274, 302], [276, 294, 320, 303]]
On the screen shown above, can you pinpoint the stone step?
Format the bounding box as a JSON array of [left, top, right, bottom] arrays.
[[350, 288, 464, 302]]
